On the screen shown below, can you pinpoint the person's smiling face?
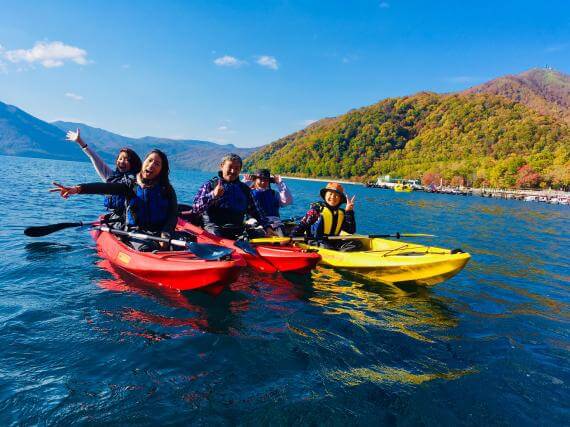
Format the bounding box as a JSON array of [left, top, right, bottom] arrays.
[[221, 160, 242, 182], [141, 153, 162, 180], [116, 151, 131, 172], [325, 190, 342, 207], [255, 177, 270, 189]]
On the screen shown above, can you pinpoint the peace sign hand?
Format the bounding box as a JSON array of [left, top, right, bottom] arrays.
[[49, 181, 80, 199], [345, 194, 356, 211]]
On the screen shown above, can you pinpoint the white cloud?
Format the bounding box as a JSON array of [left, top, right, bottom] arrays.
[[303, 119, 317, 127], [214, 55, 246, 68], [256, 55, 279, 70], [3, 41, 89, 68], [217, 121, 237, 134], [379, 2, 390, 8], [65, 92, 84, 101]]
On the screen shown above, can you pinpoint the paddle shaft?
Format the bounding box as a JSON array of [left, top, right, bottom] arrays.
[[24, 219, 119, 237], [98, 225, 189, 249], [250, 233, 434, 244]]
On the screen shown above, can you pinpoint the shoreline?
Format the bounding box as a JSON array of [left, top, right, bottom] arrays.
[[279, 175, 365, 186]]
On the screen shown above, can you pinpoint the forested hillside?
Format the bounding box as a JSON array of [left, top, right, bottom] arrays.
[[245, 70, 570, 189]]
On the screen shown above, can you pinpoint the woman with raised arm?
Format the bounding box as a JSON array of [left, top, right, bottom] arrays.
[[50, 149, 178, 251], [66, 129, 142, 218]]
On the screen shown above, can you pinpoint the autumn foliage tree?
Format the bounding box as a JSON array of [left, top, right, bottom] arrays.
[[516, 164, 542, 188]]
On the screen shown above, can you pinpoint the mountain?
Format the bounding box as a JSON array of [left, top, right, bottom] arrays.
[[0, 100, 257, 170], [0, 102, 84, 161], [244, 75, 570, 189], [463, 68, 570, 124], [52, 121, 256, 171]]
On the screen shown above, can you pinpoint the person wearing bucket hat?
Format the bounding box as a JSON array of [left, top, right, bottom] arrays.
[[291, 182, 359, 251], [242, 169, 293, 235]]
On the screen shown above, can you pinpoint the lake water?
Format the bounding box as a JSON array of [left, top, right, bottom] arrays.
[[1, 155, 568, 425]]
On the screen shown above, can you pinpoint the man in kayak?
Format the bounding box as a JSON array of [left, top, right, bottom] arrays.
[[192, 154, 273, 239], [291, 182, 360, 251], [242, 169, 293, 236]]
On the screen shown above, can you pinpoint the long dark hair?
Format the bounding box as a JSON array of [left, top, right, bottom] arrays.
[[116, 148, 142, 174], [145, 149, 172, 194]]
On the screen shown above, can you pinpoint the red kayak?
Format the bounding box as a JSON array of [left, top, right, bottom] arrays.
[[177, 218, 321, 274], [91, 227, 246, 293]]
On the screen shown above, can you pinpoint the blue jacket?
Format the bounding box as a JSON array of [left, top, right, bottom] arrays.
[[251, 188, 280, 217]]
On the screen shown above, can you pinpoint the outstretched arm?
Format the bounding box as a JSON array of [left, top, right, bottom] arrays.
[[67, 129, 113, 181], [49, 181, 132, 198]]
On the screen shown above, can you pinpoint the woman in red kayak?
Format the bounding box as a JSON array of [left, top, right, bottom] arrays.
[[50, 149, 178, 251], [67, 128, 142, 223]]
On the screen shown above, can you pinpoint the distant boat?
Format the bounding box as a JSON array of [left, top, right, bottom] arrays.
[[394, 183, 413, 192]]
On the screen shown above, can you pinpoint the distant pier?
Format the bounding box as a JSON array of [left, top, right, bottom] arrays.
[[365, 182, 569, 205]]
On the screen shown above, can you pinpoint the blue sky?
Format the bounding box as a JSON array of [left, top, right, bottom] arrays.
[[0, 0, 568, 147]]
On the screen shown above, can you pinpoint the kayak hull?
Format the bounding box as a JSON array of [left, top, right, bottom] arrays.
[[91, 228, 245, 292], [295, 237, 470, 286], [177, 219, 321, 274]]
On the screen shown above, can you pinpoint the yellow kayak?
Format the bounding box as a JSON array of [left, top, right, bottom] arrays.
[[295, 237, 470, 286], [394, 183, 413, 192]]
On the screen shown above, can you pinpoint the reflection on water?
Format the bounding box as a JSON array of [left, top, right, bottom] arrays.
[[327, 364, 477, 386], [25, 242, 73, 260], [3, 156, 569, 424], [95, 260, 253, 337], [302, 267, 458, 343]]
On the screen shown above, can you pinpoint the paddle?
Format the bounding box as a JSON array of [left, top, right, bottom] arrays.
[[96, 225, 234, 261], [25, 220, 104, 237], [250, 233, 435, 244], [234, 238, 258, 256], [217, 224, 259, 255]]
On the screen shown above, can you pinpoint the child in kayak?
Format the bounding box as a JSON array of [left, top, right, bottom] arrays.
[[66, 128, 142, 220], [291, 182, 360, 251], [242, 169, 293, 236], [50, 149, 178, 251]]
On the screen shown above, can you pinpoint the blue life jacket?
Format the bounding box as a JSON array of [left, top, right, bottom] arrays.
[[251, 188, 279, 217], [104, 171, 135, 212], [202, 176, 251, 228], [126, 183, 171, 232]]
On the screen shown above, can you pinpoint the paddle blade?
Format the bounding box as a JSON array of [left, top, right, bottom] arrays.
[[186, 242, 234, 261], [234, 239, 258, 256], [24, 222, 83, 237], [399, 233, 435, 238]]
